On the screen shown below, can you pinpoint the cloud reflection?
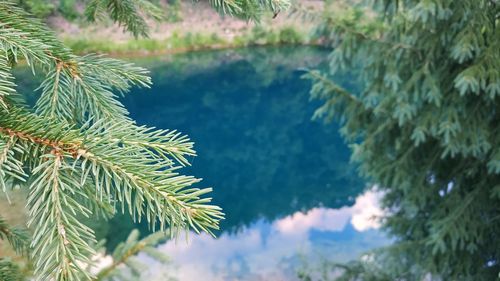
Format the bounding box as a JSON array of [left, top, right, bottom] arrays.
[[138, 190, 388, 281]]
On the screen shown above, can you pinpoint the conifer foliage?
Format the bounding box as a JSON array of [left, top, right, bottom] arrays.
[[305, 0, 499, 279], [0, 0, 288, 280], [0, 216, 29, 281], [92, 230, 171, 281]]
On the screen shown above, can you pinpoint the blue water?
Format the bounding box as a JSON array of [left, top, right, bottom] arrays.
[[111, 47, 388, 280], [14, 46, 389, 280]]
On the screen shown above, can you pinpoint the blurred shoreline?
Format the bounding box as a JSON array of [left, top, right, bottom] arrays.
[[44, 0, 324, 56]]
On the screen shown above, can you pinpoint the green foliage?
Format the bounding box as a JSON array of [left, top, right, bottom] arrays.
[[278, 26, 304, 44], [209, 0, 290, 22], [94, 230, 171, 281], [63, 26, 311, 55], [84, 0, 291, 37], [181, 32, 222, 49], [85, 0, 164, 37], [305, 0, 500, 280], [58, 0, 78, 20], [0, 216, 29, 281], [16, 0, 81, 19], [231, 26, 309, 47], [0, 258, 23, 281], [63, 31, 226, 54], [16, 0, 56, 18], [246, 26, 279, 44], [0, 0, 290, 279], [164, 0, 182, 23], [0, 216, 29, 256]]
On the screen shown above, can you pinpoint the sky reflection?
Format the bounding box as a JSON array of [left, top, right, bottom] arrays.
[[138, 190, 389, 281]]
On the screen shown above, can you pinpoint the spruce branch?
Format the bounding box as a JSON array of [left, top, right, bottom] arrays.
[[27, 154, 96, 281], [0, 216, 29, 256], [0, 1, 72, 65], [0, 258, 23, 281], [0, 53, 18, 110], [0, 1, 229, 280], [210, 0, 291, 21], [85, 0, 163, 38], [0, 135, 27, 195], [76, 54, 151, 93], [93, 230, 169, 281], [0, 108, 223, 280]]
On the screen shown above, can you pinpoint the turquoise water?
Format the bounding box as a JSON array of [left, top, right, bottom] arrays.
[[14, 46, 389, 280], [113, 47, 389, 280]]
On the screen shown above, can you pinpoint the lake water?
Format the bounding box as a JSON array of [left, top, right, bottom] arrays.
[[110, 47, 389, 280], [14, 46, 390, 280]]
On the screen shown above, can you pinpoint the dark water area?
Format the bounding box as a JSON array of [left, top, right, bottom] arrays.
[[117, 47, 360, 232], [14, 46, 389, 280]]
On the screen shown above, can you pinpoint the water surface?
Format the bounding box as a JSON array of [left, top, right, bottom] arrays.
[[113, 47, 388, 280], [13, 46, 389, 280]]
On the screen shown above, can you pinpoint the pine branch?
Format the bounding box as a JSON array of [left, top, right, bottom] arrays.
[[0, 53, 17, 110], [77, 54, 151, 93], [93, 230, 169, 281], [27, 154, 96, 281], [87, 121, 196, 167], [1, 2, 143, 124], [0, 135, 27, 195], [0, 1, 228, 280], [0, 258, 23, 281], [34, 62, 76, 120], [86, 0, 291, 37], [210, 0, 291, 21], [0, 216, 29, 256], [85, 0, 162, 38], [0, 1, 72, 65], [34, 55, 151, 124], [0, 24, 50, 66], [77, 143, 223, 235], [0, 109, 223, 280]]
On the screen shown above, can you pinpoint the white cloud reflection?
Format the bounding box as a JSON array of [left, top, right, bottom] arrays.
[[137, 189, 388, 281]]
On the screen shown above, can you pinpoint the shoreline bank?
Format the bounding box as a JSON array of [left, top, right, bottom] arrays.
[[62, 26, 321, 57]]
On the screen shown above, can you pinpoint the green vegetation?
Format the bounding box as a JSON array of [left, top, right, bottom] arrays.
[[93, 230, 172, 281], [234, 26, 308, 46], [16, 0, 58, 18], [57, 0, 78, 20], [16, 0, 313, 55], [16, 0, 180, 22], [0, 0, 289, 280], [164, 0, 182, 22], [63, 31, 226, 54], [3, 0, 498, 280], [63, 26, 311, 55], [302, 0, 500, 280]]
